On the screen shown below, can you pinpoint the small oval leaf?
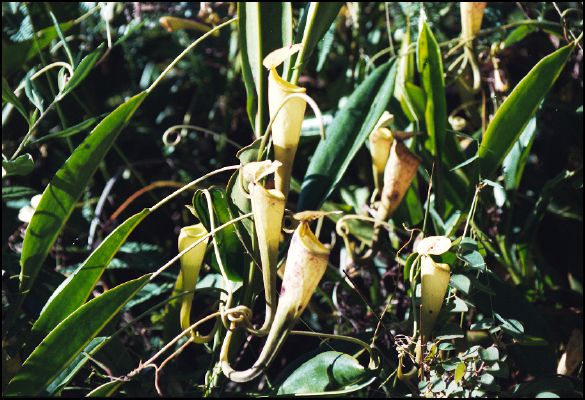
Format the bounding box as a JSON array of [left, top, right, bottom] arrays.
[[276, 351, 368, 395]]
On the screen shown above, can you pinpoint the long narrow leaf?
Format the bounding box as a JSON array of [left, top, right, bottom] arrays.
[[27, 210, 150, 351], [19, 92, 147, 297], [285, 2, 343, 81], [45, 337, 108, 395], [31, 115, 101, 144], [417, 19, 446, 159], [58, 44, 104, 98], [6, 275, 150, 396], [2, 76, 28, 122], [502, 117, 537, 190], [298, 60, 397, 211], [238, 2, 292, 136], [478, 43, 574, 177], [193, 188, 244, 281]]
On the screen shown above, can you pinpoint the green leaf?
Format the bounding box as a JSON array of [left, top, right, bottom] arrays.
[[403, 81, 426, 122], [431, 378, 447, 392], [461, 250, 486, 270], [24, 72, 44, 112], [193, 187, 245, 281], [31, 115, 101, 144], [275, 351, 369, 395], [321, 201, 373, 245], [535, 392, 560, 398], [19, 91, 147, 297], [285, 2, 343, 81], [480, 373, 496, 387], [27, 210, 150, 351], [48, 12, 75, 68], [455, 362, 466, 383], [450, 274, 471, 294], [123, 281, 173, 310], [446, 297, 469, 313], [472, 274, 557, 376], [315, 22, 336, 72], [417, 18, 446, 159], [58, 44, 104, 99], [404, 252, 419, 284], [502, 117, 537, 190], [87, 380, 124, 397], [478, 43, 575, 177], [1, 186, 38, 200], [439, 342, 456, 351], [502, 21, 563, 49], [224, 139, 261, 265], [298, 60, 397, 211], [2, 76, 28, 122], [417, 18, 464, 213], [479, 346, 500, 362], [5, 275, 149, 396], [2, 153, 34, 178], [496, 314, 525, 338], [238, 2, 292, 136], [45, 337, 107, 395]]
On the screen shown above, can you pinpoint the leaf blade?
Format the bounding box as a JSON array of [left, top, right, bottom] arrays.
[[478, 43, 574, 177], [6, 275, 150, 396], [27, 210, 150, 351], [19, 91, 147, 296], [275, 351, 369, 395], [238, 2, 292, 136], [298, 60, 397, 211]]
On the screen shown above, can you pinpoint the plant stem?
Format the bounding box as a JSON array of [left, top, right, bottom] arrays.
[[147, 17, 237, 94]]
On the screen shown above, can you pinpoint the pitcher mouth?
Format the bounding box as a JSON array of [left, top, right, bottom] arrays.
[[423, 255, 451, 273], [181, 223, 208, 238], [251, 183, 285, 201], [270, 68, 306, 94], [297, 222, 329, 255]]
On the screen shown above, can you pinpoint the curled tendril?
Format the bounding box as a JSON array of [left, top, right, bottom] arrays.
[[30, 62, 74, 84], [162, 124, 241, 148]]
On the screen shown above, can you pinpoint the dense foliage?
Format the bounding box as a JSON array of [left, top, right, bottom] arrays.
[[2, 2, 583, 397]]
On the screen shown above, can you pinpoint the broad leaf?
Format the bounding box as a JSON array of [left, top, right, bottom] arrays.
[[2, 153, 34, 178], [417, 19, 446, 159], [472, 272, 557, 376], [87, 380, 124, 397], [2, 21, 75, 77], [417, 18, 464, 213], [275, 351, 369, 395], [502, 21, 563, 49], [2, 186, 38, 200]]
